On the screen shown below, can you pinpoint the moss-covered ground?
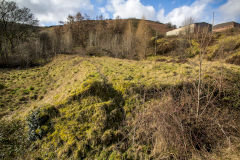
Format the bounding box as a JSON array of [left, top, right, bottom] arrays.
[[1, 31, 240, 160]]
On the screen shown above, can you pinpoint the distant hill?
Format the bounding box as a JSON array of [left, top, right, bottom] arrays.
[[143, 19, 174, 34], [47, 18, 173, 35], [37, 18, 174, 60]]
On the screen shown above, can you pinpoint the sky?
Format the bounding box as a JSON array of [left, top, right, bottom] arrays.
[[13, 0, 240, 27]]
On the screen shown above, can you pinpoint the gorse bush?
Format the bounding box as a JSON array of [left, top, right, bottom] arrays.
[[27, 105, 59, 141], [156, 38, 177, 54], [185, 39, 200, 58]]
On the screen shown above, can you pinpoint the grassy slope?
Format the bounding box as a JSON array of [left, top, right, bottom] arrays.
[[2, 54, 239, 118], [1, 54, 240, 159], [1, 31, 240, 159]]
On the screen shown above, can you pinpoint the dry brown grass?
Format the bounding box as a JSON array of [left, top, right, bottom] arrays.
[[132, 83, 240, 159]]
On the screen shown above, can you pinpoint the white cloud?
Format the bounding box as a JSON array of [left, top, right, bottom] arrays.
[[13, 0, 94, 25], [106, 0, 156, 20], [157, 0, 213, 27], [11, 0, 240, 27], [218, 0, 240, 22], [99, 7, 110, 19]]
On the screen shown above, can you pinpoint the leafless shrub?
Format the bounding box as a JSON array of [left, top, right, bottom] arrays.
[[131, 83, 240, 159]]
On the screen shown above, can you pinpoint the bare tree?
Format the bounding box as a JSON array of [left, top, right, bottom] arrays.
[[166, 22, 176, 29], [99, 14, 104, 20], [115, 15, 121, 20], [182, 17, 195, 26], [124, 19, 135, 58], [195, 20, 213, 119], [75, 12, 84, 22], [67, 15, 74, 24], [0, 0, 38, 63], [182, 17, 195, 35], [136, 18, 151, 59]]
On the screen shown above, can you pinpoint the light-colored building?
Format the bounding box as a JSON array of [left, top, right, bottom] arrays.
[[213, 21, 240, 32], [166, 22, 212, 36]]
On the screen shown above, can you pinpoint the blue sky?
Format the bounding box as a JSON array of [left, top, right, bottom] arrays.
[[14, 0, 240, 26]]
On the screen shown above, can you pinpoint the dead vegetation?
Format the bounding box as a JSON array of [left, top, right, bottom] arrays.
[[132, 81, 240, 159]]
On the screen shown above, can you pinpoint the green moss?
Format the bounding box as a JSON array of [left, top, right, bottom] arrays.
[[30, 76, 126, 159]]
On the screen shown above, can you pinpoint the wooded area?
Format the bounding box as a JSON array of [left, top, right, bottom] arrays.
[[0, 0, 176, 67]]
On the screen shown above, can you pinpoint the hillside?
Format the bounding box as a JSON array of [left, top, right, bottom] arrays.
[[102, 19, 173, 34], [47, 19, 173, 35], [0, 18, 173, 67], [1, 28, 240, 159]]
